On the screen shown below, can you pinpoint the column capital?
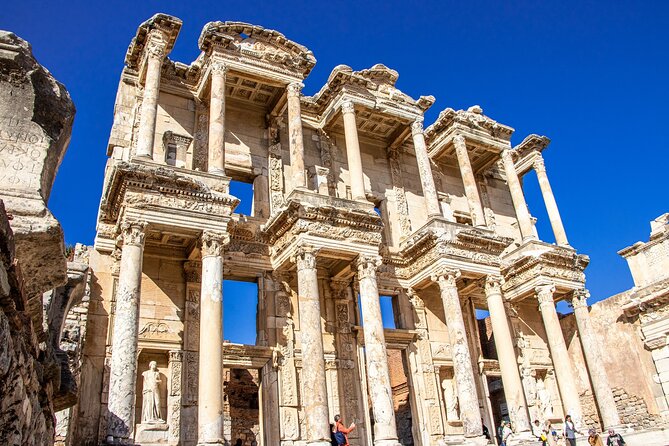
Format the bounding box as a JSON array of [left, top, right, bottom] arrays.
[[145, 37, 167, 60], [571, 289, 590, 310], [532, 156, 546, 174], [286, 81, 304, 98], [355, 254, 382, 280], [431, 268, 461, 288], [406, 287, 424, 309], [210, 60, 228, 76], [484, 274, 505, 296], [200, 230, 229, 258], [535, 284, 556, 305], [292, 244, 319, 271], [453, 134, 466, 148], [120, 220, 147, 247], [411, 118, 424, 135], [341, 99, 356, 115]]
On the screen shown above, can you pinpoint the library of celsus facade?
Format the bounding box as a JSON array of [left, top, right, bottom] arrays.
[[65, 13, 647, 446]]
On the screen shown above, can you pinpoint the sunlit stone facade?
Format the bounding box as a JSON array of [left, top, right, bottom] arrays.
[[65, 14, 648, 446]]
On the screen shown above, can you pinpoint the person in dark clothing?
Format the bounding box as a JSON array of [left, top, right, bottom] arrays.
[[606, 429, 626, 446], [481, 419, 490, 440]]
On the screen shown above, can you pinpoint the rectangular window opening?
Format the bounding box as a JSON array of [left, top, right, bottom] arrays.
[[380, 295, 397, 329], [223, 279, 258, 345], [475, 308, 496, 360], [229, 179, 254, 216]]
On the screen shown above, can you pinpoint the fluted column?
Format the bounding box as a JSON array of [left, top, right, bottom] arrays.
[[453, 135, 485, 227], [484, 276, 531, 432], [287, 82, 307, 190], [136, 36, 166, 160], [536, 285, 583, 421], [197, 231, 228, 445], [431, 269, 483, 438], [106, 220, 146, 443], [533, 157, 569, 246], [294, 246, 330, 445], [411, 119, 442, 217], [357, 255, 401, 446], [571, 290, 621, 428], [341, 100, 366, 201], [208, 62, 227, 175], [501, 149, 535, 241]]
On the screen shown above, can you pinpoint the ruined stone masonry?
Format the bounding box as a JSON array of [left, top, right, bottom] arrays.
[[2, 13, 669, 446], [0, 30, 80, 445]]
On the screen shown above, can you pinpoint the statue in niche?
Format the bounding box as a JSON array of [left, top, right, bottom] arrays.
[[536, 377, 553, 421], [441, 378, 459, 421], [141, 361, 165, 423]]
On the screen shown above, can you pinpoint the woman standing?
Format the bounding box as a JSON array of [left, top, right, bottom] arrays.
[[333, 414, 356, 446], [563, 415, 581, 446]]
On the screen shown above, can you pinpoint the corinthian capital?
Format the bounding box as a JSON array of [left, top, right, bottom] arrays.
[[535, 284, 556, 305], [200, 230, 229, 258], [484, 275, 504, 296], [453, 134, 466, 150], [286, 81, 304, 98], [355, 255, 382, 280], [341, 100, 355, 115], [210, 61, 227, 76], [411, 118, 424, 135], [532, 156, 546, 174], [146, 38, 167, 60], [120, 220, 147, 247], [292, 245, 318, 271], [431, 268, 461, 288], [571, 289, 590, 310]]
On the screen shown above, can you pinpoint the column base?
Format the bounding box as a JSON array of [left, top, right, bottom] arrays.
[[441, 434, 488, 446], [196, 441, 225, 446], [207, 167, 226, 176], [104, 436, 137, 446], [372, 440, 402, 446]]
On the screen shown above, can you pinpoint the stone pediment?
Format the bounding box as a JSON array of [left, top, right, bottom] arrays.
[[198, 21, 316, 78], [426, 106, 514, 143]]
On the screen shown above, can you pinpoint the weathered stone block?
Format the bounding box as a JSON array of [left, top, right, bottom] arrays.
[[0, 31, 75, 298]]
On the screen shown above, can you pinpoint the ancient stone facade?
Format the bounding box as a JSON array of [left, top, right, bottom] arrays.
[[62, 14, 667, 446]]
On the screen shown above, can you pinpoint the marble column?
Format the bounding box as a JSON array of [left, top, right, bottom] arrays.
[[136, 36, 166, 160], [453, 135, 485, 227], [341, 100, 366, 201], [500, 149, 535, 241], [208, 62, 227, 175], [197, 231, 228, 445], [356, 255, 401, 446], [571, 290, 621, 429], [294, 245, 330, 446], [106, 220, 146, 443], [431, 269, 483, 438], [287, 82, 307, 190], [484, 276, 531, 432], [536, 284, 583, 421], [533, 157, 569, 246], [411, 119, 442, 217]]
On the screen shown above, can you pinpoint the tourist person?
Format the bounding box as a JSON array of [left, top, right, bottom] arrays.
[[501, 420, 513, 446], [563, 415, 581, 446], [497, 420, 505, 445], [234, 439, 242, 446], [588, 428, 604, 446], [533, 419, 546, 445], [481, 418, 491, 440], [606, 429, 626, 446], [543, 420, 558, 446], [332, 414, 355, 446]]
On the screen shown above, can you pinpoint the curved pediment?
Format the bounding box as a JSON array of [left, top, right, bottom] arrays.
[[198, 21, 316, 78]]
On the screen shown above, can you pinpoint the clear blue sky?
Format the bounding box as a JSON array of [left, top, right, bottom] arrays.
[[3, 1, 667, 343]]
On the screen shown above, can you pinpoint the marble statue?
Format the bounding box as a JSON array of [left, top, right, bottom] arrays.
[[141, 361, 164, 423]]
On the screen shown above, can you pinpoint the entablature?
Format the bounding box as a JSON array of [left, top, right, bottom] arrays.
[[511, 133, 550, 176], [501, 240, 589, 302], [425, 106, 514, 172], [382, 217, 513, 288], [125, 13, 182, 72], [261, 189, 383, 269]]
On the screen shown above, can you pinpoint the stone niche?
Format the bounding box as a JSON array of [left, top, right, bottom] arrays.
[[134, 351, 169, 445]]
